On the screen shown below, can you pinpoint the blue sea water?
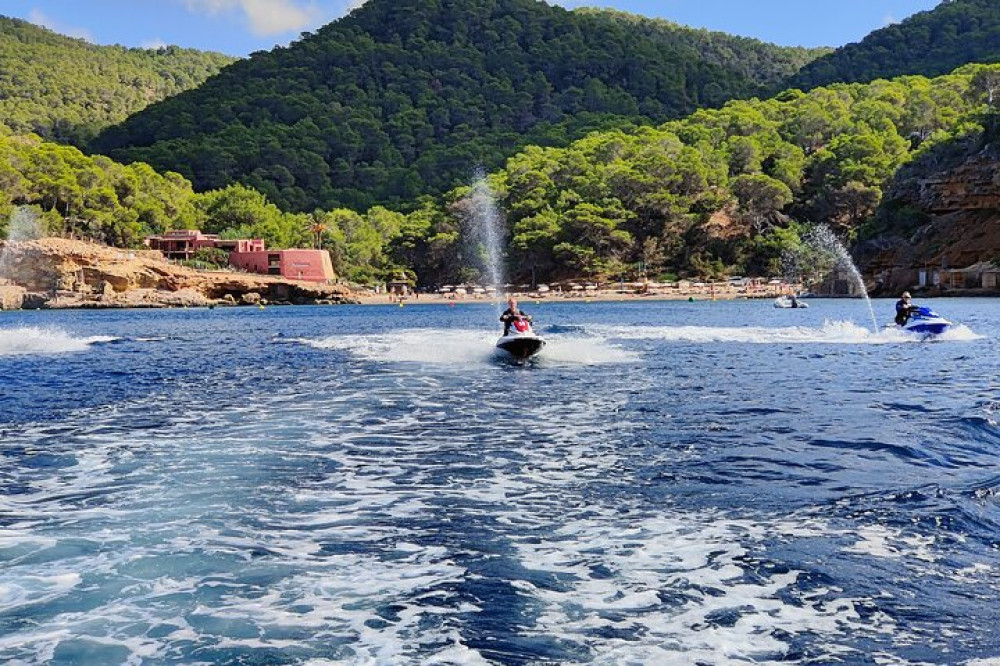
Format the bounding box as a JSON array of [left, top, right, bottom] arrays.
[[0, 298, 999, 665]]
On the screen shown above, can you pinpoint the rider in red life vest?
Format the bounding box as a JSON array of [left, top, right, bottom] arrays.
[[499, 296, 531, 336]]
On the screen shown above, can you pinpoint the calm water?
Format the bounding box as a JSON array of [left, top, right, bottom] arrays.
[[1, 298, 999, 665]]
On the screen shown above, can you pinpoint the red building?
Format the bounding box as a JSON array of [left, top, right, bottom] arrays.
[[228, 249, 336, 282], [214, 238, 266, 254], [145, 230, 222, 260], [145, 230, 335, 282]]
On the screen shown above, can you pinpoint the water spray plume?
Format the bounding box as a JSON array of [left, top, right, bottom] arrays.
[[1, 207, 43, 282], [465, 169, 508, 311], [785, 223, 879, 332], [7, 206, 44, 243]]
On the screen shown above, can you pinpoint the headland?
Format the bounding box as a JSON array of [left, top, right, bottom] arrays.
[[0, 238, 358, 310]]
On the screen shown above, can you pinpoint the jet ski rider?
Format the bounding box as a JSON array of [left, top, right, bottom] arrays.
[[895, 291, 919, 326], [500, 296, 531, 336]]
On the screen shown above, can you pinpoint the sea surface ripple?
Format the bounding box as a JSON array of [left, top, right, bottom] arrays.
[[1, 298, 999, 665]]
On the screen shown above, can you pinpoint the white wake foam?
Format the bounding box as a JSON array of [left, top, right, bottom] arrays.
[[928, 324, 982, 342], [597, 320, 982, 345], [0, 326, 117, 356], [292, 329, 638, 365]]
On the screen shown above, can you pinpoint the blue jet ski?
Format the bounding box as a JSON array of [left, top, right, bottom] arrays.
[[899, 306, 952, 336]]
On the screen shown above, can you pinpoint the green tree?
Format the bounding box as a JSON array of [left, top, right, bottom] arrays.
[[731, 174, 793, 233]]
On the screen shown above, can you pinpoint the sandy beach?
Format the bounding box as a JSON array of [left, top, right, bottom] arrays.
[[357, 284, 795, 306]]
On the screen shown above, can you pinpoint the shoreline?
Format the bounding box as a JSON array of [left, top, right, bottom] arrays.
[[356, 289, 790, 306], [3, 285, 995, 312], [355, 287, 1000, 306]]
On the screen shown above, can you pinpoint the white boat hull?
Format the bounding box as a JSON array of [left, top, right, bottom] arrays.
[[774, 296, 808, 309]]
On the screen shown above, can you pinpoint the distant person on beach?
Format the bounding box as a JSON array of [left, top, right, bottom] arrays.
[[895, 291, 918, 325], [500, 297, 531, 336]]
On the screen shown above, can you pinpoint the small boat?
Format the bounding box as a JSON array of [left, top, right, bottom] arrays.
[[774, 295, 808, 309], [898, 306, 952, 336], [496, 316, 545, 359]]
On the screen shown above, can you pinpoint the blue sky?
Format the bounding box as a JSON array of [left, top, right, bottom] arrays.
[[2, 0, 942, 57]]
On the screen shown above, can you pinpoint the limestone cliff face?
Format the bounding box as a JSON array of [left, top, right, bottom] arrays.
[[0, 238, 172, 293], [915, 155, 1000, 214], [0, 238, 357, 308], [0, 285, 25, 310], [857, 142, 1000, 295]]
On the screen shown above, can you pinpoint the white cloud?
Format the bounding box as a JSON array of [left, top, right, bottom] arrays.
[[882, 13, 899, 27], [27, 9, 94, 42], [142, 38, 170, 50], [181, 0, 325, 36], [243, 0, 322, 35]]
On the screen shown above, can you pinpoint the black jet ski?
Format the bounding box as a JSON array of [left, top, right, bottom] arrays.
[[496, 316, 546, 359]]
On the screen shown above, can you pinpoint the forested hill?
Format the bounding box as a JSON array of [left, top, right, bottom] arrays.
[[786, 0, 1000, 91], [91, 0, 826, 213], [585, 9, 830, 89], [0, 17, 236, 145]]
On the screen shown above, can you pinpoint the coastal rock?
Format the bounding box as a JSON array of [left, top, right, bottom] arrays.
[[0, 285, 25, 310], [0, 238, 358, 309], [859, 144, 1000, 295]]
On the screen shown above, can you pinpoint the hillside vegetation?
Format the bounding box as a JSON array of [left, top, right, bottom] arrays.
[[397, 65, 998, 286], [787, 0, 1000, 91], [0, 16, 235, 145], [7, 1, 1000, 287], [91, 0, 826, 213], [586, 9, 829, 88], [0, 134, 315, 252], [10, 65, 1000, 287]]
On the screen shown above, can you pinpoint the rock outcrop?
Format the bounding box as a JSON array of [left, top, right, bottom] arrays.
[[0, 237, 359, 308], [916, 155, 1000, 214], [857, 139, 1000, 296], [0, 284, 25, 310]]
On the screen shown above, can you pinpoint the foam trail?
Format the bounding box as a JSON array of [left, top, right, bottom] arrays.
[[930, 324, 982, 342], [292, 329, 638, 365], [536, 337, 640, 365], [0, 327, 117, 356], [597, 320, 982, 345], [296, 329, 497, 365]]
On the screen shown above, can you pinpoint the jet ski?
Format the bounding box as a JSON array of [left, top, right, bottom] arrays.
[[774, 295, 808, 309], [898, 306, 952, 336], [496, 316, 546, 359]]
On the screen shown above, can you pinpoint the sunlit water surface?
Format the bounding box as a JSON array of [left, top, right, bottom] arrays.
[[1, 298, 999, 665]]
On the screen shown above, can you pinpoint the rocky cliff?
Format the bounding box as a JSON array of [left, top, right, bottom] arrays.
[[0, 238, 358, 309], [857, 135, 1000, 296]]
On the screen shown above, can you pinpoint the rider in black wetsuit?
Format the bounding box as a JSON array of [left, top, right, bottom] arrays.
[[895, 291, 918, 326], [499, 296, 531, 336]]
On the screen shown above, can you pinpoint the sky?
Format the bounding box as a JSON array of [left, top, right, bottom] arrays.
[[1, 0, 943, 57]]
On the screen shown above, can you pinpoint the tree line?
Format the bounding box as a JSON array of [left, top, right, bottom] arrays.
[[0, 16, 235, 146], [90, 0, 826, 213], [787, 0, 1000, 91], [0, 134, 409, 284], [5, 65, 999, 287], [407, 65, 1000, 285]]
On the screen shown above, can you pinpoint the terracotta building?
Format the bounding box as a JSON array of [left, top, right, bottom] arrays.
[[144, 230, 335, 282], [228, 249, 336, 282], [145, 230, 223, 260]]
